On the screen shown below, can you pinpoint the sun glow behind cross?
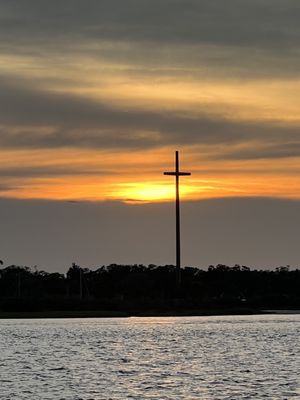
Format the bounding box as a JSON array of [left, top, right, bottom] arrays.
[[112, 182, 194, 203]]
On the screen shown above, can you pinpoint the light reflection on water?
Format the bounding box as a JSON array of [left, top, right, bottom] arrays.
[[0, 315, 299, 399]]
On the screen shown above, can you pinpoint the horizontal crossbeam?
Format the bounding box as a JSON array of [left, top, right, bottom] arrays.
[[164, 172, 191, 176]]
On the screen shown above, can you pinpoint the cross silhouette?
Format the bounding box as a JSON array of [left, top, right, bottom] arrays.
[[164, 151, 191, 287]]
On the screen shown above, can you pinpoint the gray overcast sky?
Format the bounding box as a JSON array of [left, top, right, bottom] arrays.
[[0, 198, 299, 272]]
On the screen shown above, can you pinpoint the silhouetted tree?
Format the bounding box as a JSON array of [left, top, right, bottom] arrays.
[[0, 263, 299, 313]]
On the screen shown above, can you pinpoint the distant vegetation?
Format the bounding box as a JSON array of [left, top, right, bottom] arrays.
[[0, 263, 299, 314]]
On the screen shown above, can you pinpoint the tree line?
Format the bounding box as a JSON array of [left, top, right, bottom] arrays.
[[0, 263, 299, 313]]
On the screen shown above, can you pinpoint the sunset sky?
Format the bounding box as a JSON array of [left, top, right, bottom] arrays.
[[1, 1, 300, 271]]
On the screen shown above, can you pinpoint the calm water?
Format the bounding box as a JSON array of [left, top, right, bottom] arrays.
[[0, 315, 299, 399]]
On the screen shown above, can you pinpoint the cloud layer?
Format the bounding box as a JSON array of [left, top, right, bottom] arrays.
[[1, 0, 300, 200]]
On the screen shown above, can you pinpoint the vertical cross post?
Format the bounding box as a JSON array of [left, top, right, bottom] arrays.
[[164, 151, 191, 287]]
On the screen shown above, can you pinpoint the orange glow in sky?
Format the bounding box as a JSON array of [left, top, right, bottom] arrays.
[[1, 146, 300, 202]]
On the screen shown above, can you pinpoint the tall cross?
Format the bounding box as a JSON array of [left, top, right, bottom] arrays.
[[164, 151, 191, 287]]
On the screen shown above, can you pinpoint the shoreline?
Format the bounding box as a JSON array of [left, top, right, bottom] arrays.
[[1, 308, 299, 319]]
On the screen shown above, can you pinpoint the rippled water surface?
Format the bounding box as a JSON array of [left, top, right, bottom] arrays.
[[0, 315, 299, 399]]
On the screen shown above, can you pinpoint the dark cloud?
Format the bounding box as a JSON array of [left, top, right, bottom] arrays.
[[0, 166, 115, 178], [1, 1, 300, 79], [1, 73, 300, 159], [1, 0, 300, 49], [221, 142, 300, 160], [0, 183, 15, 192]]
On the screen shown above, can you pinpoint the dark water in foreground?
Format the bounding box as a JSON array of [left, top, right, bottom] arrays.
[[0, 315, 299, 399]]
